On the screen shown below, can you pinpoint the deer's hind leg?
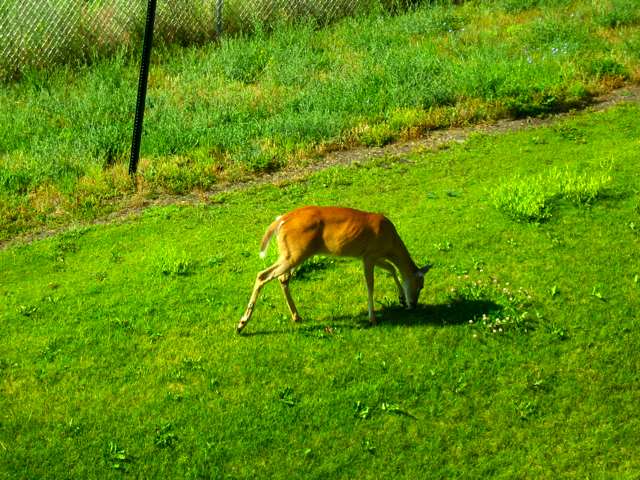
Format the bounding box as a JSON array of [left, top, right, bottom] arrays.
[[279, 272, 301, 323], [363, 258, 377, 325], [237, 260, 294, 333]]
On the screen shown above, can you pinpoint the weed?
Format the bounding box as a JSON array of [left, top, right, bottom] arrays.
[[356, 122, 397, 147], [155, 249, 196, 276], [545, 322, 568, 341], [154, 423, 178, 449], [453, 277, 535, 335], [355, 401, 372, 420], [553, 168, 611, 205], [106, 442, 132, 471], [492, 166, 612, 222], [591, 285, 606, 301], [491, 176, 553, 223], [595, 0, 640, 28], [206, 255, 225, 268], [514, 398, 539, 421], [17, 304, 38, 317], [380, 402, 414, 417], [453, 375, 468, 394], [361, 438, 376, 455], [277, 386, 297, 407], [434, 240, 453, 252]]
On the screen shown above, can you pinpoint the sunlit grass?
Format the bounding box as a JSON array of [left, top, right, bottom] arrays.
[[2, 1, 640, 239], [1, 103, 639, 478]]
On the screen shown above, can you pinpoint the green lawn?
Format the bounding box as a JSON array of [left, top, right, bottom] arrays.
[[1, 103, 639, 478], [2, 0, 640, 239]]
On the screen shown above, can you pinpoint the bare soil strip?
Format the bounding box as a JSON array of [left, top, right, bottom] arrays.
[[3, 84, 639, 250]]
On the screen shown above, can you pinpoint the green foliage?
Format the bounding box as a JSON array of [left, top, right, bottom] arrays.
[[495, 0, 574, 14], [155, 248, 196, 276], [594, 0, 640, 28], [553, 168, 611, 205], [452, 277, 535, 335], [2, 0, 640, 238], [491, 176, 553, 223], [492, 165, 612, 222]]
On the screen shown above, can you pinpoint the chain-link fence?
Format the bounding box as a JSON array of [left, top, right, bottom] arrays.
[[0, 0, 400, 81]]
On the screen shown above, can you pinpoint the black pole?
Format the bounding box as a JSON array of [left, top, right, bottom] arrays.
[[216, 0, 224, 39], [129, 0, 157, 176]]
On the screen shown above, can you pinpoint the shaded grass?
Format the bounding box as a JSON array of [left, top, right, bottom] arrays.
[[2, 0, 640, 239], [1, 103, 639, 478]]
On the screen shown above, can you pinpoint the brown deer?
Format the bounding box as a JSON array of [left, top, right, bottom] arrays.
[[237, 206, 431, 333]]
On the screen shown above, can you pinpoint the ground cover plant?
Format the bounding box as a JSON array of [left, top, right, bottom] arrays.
[[1, 0, 640, 239], [1, 104, 639, 478]]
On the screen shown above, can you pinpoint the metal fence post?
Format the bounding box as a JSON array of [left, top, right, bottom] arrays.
[[216, 0, 224, 38], [129, 0, 158, 176]]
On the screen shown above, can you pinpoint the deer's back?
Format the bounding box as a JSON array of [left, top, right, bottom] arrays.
[[278, 206, 396, 259]]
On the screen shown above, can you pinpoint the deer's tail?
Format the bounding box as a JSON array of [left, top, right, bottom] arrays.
[[259, 216, 283, 259]]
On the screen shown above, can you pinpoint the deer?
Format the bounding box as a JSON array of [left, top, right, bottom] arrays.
[[236, 206, 431, 333]]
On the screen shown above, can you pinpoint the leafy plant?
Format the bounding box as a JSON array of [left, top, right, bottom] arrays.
[[491, 176, 553, 223], [553, 168, 611, 205], [595, 0, 640, 28], [354, 401, 371, 419], [278, 386, 297, 407], [155, 249, 196, 276], [106, 442, 132, 471], [453, 277, 536, 335], [154, 423, 178, 449], [492, 166, 612, 222]]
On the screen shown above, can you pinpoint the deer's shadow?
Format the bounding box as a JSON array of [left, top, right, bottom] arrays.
[[375, 298, 501, 328], [242, 298, 501, 336]]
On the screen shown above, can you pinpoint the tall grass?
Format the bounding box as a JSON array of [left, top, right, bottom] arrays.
[[1, 0, 639, 239], [0, 0, 415, 81]]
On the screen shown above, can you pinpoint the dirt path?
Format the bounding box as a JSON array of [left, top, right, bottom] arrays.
[[3, 84, 640, 250]]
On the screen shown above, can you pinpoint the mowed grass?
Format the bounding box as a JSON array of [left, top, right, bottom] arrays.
[[2, 0, 640, 239], [1, 104, 640, 478]]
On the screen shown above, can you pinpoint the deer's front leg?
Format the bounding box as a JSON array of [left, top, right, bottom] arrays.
[[363, 258, 376, 325], [376, 260, 405, 307]]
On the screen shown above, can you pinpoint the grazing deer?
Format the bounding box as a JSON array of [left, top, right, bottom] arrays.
[[236, 206, 431, 333]]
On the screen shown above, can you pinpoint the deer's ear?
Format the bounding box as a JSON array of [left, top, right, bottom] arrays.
[[417, 264, 432, 277]]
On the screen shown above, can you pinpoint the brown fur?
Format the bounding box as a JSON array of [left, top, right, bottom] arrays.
[[237, 206, 430, 333]]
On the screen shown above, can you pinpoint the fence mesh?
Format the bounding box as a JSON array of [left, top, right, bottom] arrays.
[[0, 0, 372, 81]]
